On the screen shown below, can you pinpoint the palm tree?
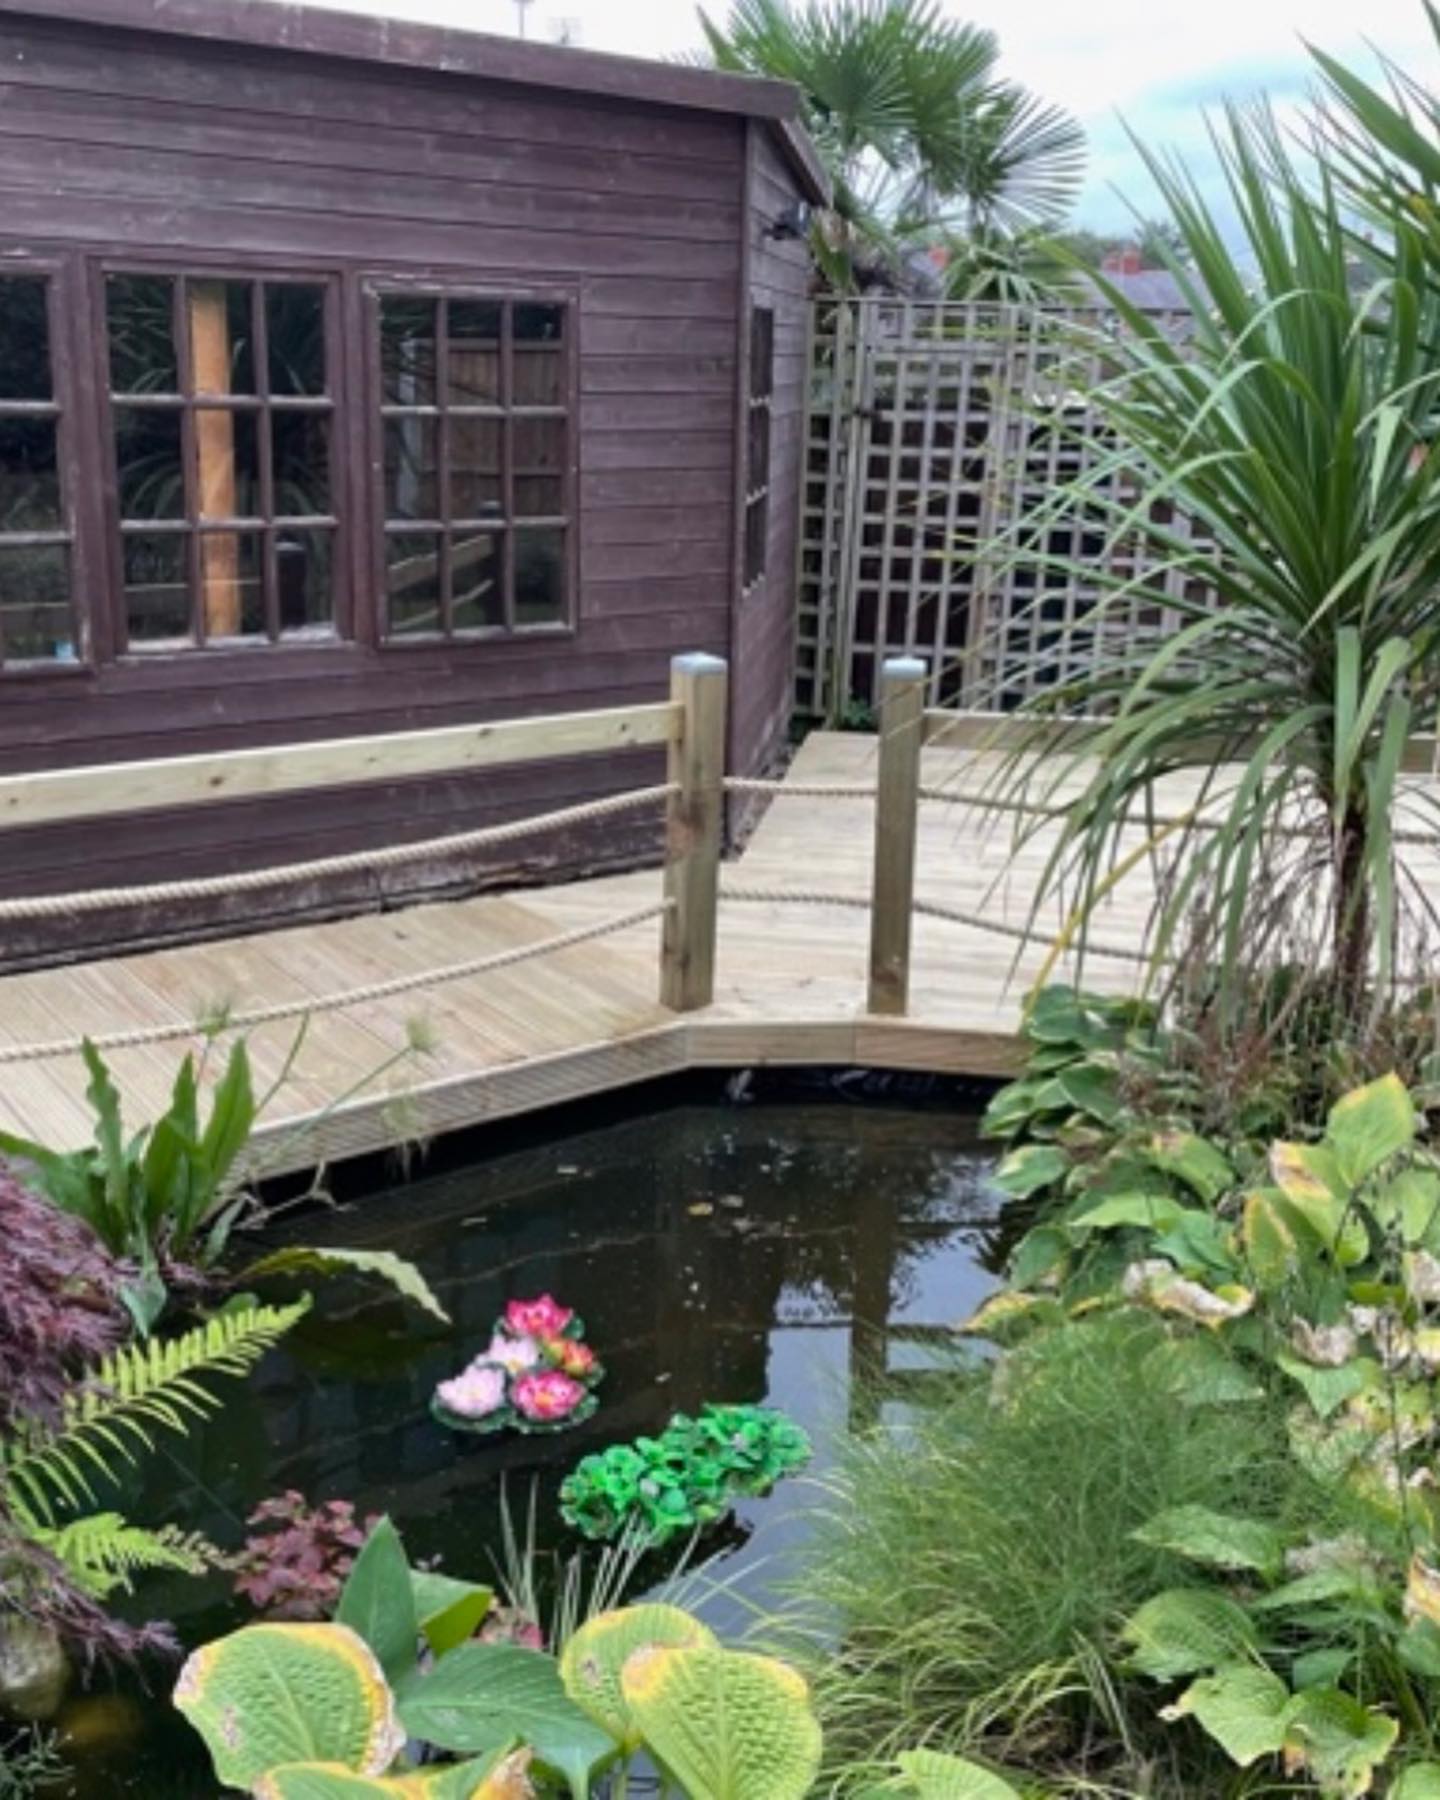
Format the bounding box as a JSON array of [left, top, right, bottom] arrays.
[[698, 0, 1084, 285], [991, 91, 1440, 1027]]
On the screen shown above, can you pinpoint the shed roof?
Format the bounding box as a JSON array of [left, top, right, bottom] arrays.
[[0, 0, 830, 200]]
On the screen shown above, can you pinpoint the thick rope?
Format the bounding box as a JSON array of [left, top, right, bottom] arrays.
[[0, 784, 676, 922], [718, 882, 1151, 963], [0, 902, 668, 1065]]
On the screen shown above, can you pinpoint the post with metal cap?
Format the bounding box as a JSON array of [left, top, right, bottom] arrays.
[[661, 652, 728, 1012], [868, 656, 927, 1016]]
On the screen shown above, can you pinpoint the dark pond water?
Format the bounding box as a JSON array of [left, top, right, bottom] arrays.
[[50, 1077, 1004, 1798]]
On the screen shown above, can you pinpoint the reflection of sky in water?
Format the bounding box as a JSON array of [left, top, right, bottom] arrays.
[[67, 1089, 1002, 1797]]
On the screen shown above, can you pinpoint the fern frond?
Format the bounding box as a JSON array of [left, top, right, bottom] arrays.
[[0, 1299, 308, 1526], [31, 1512, 226, 1598]]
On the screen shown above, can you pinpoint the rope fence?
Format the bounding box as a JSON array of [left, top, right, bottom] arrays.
[[0, 784, 676, 923], [0, 901, 668, 1065]]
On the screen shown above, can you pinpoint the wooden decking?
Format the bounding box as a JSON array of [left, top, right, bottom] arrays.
[[0, 731, 1142, 1176]]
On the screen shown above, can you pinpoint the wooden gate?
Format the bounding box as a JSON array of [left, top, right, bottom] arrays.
[[796, 297, 1201, 723]]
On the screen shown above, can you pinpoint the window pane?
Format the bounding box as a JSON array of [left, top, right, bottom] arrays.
[[268, 284, 327, 396], [750, 306, 774, 400], [514, 527, 565, 626], [115, 407, 184, 520], [272, 410, 330, 516], [386, 532, 442, 634], [188, 279, 255, 396], [447, 300, 500, 405], [515, 303, 564, 345], [381, 296, 437, 406], [0, 417, 60, 530], [0, 544, 71, 661], [451, 529, 503, 630], [450, 415, 502, 519], [108, 274, 178, 395], [124, 533, 191, 642], [200, 530, 264, 638], [513, 415, 565, 519], [195, 407, 260, 518], [748, 405, 771, 492], [277, 528, 334, 634], [0, 277, 52, 402], [384, 414, 438, 521]]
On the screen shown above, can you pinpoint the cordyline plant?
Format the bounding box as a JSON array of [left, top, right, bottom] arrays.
[[990, 71, 1440, 1029]]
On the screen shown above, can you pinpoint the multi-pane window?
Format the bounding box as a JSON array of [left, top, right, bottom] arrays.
[[743, 305, 775, 591], [379, 293, 570, 638], [0, 275, 76, 667], [105, 272, 337, 648]]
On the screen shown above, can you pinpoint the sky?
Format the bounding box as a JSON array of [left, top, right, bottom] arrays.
[[293, 0, 1437, 231]]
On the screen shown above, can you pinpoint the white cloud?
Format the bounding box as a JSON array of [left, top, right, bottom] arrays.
[[298, 0, 1437, 230]]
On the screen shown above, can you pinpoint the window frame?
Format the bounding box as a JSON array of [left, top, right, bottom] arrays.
[[743, 303, 775, 594], [363, 274, 579, 647], [90, 254, 352, 658], [0, 255, 91, 677]]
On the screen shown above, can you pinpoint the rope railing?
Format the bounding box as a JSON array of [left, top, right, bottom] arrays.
[[0, 784, 677, 922], [0, 901, 669, 1065]]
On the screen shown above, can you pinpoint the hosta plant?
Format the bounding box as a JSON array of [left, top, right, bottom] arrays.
[[177, 1515, 824, 1798]]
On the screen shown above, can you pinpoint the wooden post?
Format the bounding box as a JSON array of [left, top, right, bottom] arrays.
[[190, 280, 240, 637], [661, 652, 728, 1012], [868, 655, 926, 1016]]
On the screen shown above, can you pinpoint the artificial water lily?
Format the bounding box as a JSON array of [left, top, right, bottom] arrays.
[[504, 1294, 575, 1338], [433, 1364, 507, 1421], [512, 1370, 587, 1423], [543, 1334, 598, 1379], [482, 1331, 542, 1376]]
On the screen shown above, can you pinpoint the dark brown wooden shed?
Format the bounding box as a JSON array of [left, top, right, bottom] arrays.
[[0, 0, 823, 964]]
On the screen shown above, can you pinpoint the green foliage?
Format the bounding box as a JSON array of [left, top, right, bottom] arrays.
[[178, 1518, 828, 1799], [558, 1404, 811, 1546]]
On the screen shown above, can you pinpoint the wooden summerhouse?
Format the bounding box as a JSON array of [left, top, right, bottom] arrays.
[[0, 0, 823, 963]]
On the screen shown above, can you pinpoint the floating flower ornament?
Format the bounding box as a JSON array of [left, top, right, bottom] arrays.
[[512, 1369, 593, 1430], [431, 1294, 603, 1438], [505, 1294, 575, 1339]]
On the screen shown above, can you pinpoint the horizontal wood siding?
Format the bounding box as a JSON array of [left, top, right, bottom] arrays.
[[0, 14, 753, 964], [731, 123, 810, 792]]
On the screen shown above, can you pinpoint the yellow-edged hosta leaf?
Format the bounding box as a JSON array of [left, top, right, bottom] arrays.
[[1243, 1191, 1301, 1290], [175, 1623, 404, 1792], [1406, 1556, 1440, 1628], [620, 1645, 821, 1800], [894, 1748, 1024, 1798], [1149, 1277, 1255, 1329], [559, 1606, 717, 1751], [951, 1290, 1063, 1344], [256, 1754, 533, 1800], [1326, 1074, 1416, 1188], [1268, 1155, 1369, 1265], [1272, 1142, 1346, 1202], [1281, 1686, 1398, 1795]]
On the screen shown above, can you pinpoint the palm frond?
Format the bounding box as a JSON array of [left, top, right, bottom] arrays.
[[1, 1299, 308, 1526]]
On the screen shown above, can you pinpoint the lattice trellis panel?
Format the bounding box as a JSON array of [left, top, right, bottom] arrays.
[[797, 297, 1207, 720]]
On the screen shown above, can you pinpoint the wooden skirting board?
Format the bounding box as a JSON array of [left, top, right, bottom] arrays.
[[0, 729, 1226, 1181]]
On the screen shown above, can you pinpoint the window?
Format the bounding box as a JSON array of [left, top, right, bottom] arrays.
[[379, 293, 570, 638], [105, 272, 337, 649], [0, 275, 76, 667], [743, 305, 775, 591]]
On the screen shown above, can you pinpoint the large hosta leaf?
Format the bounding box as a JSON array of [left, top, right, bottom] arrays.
[[1145, 1335, 1263, 1406], [398, 1642, 612, 1799], [1132, 1506, 1285, 1581], [1326, 1074, 1416, 1188], [1242, 1191, 1302, 1290], [1369, 1168, 1440, 1248], [1269, 1152, 1369, 1265], [1121, 1589, 1257, 1680], [1281, 1686, 1398, 1796], [559, 1605, 717, 1751], [1392, 1765, 1440, 1798], [255, 1751, 532, 1798], [174, 1623, 405, 1791], [991, 1144, 1069, 1198], [620, 1644, 822, 1800], [241, 1247, 450, 1323], [1161, 1663, 1290, 1767], [1145, 1130, 1235, 1202], [1274, 1351, 1381, 1421], [894, 1748, 1024, 1797]]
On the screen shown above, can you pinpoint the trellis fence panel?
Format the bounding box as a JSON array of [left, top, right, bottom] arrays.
[[796, 297, 1204, 722]]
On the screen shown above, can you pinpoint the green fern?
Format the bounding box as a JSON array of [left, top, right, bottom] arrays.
[[1, 1299, 309, 1527], [30, 1512, 225, 1598]]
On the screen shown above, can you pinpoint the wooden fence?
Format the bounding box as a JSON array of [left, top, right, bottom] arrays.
[[796, 296, 1204, 724]]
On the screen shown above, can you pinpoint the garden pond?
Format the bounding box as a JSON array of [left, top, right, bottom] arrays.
[[53, 1074, 1004, 1797]]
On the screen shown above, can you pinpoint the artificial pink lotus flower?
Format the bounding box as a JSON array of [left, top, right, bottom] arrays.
[[511, 1370, 586, 1423], [434, 1364, 507, 1420], [505, 1295, 575, 1339], [543, 1335, 597, 1380], [481, 1331, 541, 1376]]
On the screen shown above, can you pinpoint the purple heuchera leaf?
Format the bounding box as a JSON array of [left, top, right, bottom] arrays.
[[232, 1491, 382, 1621]]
